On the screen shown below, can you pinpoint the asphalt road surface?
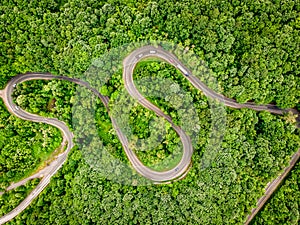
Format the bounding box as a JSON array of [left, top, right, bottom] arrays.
[[0, 45, 299, 224]]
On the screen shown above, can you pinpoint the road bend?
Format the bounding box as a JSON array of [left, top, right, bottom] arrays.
[[0, 45, 299, 224]]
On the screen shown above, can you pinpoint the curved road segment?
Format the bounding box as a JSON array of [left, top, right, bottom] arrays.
[[0, 45, 299, 224]]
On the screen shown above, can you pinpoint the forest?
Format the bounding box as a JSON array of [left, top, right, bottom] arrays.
[[0, 0, 299, 224], [0, 99, 61, 191], [252, 163, 300, 225], [4, 60, 300, 224], [0, 179, 39, 217]]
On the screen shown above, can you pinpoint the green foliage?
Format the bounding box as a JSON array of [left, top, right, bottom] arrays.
[[5, 74, 300, 224], [252, 163, 300, 225], [0, 100, 62, 189], [13, 80, 76, 126], [6, 108, 300, 224], [0, 0, 300, 224], [94, 100, 128, 163], [0, 179, 40, 217], [0, 0, 299, 107]]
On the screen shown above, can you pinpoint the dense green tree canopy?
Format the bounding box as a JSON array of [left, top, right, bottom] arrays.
[[252, 163, 300, 225], [0, 100, 61, 190], [0, 0, 299, 224]]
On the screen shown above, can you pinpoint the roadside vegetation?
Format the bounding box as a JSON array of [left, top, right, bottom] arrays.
[[252, 163, 300, 225], [8, 63, 300, 224], [12, 80, 76, 126], [0, 100, 61, 190], [0, 179, 40, 217], [0, 0, 299, 224], [6, 108, 300, 224]]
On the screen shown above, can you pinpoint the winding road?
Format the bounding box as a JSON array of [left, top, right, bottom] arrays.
[[0, 45, 299, 224]]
